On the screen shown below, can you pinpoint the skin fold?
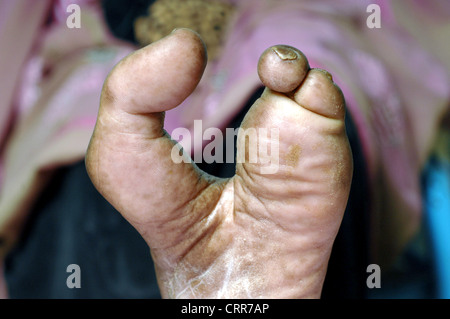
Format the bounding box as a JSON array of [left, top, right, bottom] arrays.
[[86, 28, 353, 298]]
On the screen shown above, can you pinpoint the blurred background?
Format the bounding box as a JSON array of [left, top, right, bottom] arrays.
[[0, 0, 449, 299]]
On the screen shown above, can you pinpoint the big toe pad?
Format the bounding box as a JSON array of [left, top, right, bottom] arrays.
[[258, 45, 310, 93]]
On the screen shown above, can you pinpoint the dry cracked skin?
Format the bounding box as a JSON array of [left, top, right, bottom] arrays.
[[85, 28, 353, 298]]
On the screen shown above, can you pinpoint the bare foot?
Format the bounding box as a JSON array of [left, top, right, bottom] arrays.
[[85, 29, 353, 298]]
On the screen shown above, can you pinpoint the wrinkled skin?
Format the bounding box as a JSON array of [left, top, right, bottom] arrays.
[[85, 29, 353, 298]]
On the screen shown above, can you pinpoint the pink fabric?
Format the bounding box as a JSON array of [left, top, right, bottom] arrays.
[[0, 0, 51, 178], [0, 1, 135, 295]]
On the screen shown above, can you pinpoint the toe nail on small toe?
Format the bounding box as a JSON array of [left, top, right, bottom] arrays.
[[317, 68, 333, 81], [272, 46, 298, 61]]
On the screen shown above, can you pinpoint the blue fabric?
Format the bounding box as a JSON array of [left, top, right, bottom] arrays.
[[424, 156, 450, 299]]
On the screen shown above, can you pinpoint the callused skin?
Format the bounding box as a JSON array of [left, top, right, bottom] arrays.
[[86, 28, 353, 298]]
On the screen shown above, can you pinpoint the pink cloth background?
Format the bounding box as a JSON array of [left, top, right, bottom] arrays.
[[0, 0, 449, 298]]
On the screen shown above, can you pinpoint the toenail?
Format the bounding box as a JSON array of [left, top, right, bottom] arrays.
[[272, 46, 298, 61], [316, 68, 333, 81]]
